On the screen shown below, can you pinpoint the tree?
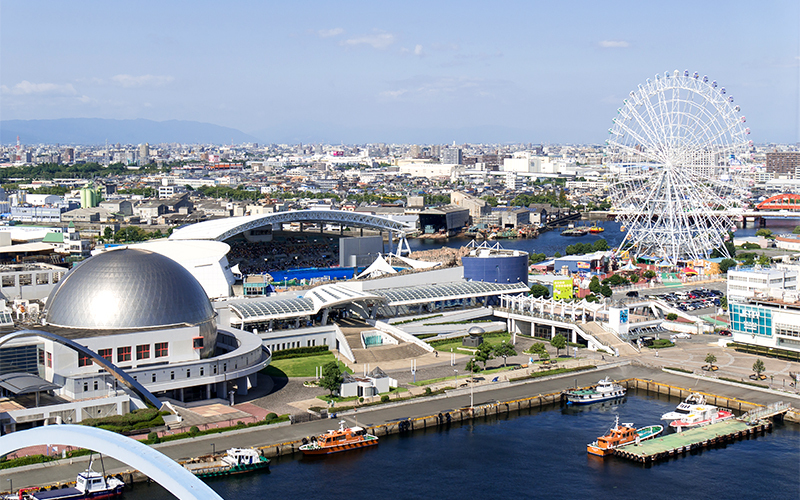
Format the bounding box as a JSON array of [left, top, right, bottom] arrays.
[[629, 274, 640, 283], [589, 276, 602, 294], [529, 284, 550, 299], [551, 334, 567, 358], [600, 285, 613, 298], [643, 270, 656, 280], [493, 341, 517, 367], [752, 359, 766, 379], [475, 341, 494, 369], [704, 353, 717, 370], [666, 313, 678, 321], [757, 255, 771, 267], [793, 226, 800, 235], [103, 227, 114, 241], [755, 228, 773, 238], [718, 258, 737, 274], [592, 239, 609, 252], [480, 195, 498, 207], [465, 358, 482, 373], [720, 296, 728, 311], [319, 361, 343, 396], [554, 251, 562, 258]]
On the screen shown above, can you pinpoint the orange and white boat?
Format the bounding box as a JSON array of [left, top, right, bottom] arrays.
[[299, 420, 378, 456], [587, 416, 663, 457]]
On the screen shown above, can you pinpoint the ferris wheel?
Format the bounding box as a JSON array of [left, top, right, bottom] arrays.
[[606, 69, 752, 264]]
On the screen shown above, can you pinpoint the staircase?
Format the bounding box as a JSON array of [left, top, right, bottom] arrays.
[[580, 321, 639, 356], [336, 318, 428, 363]]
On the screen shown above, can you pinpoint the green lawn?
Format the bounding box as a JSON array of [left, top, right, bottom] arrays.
[[262, 353, 353, 378], [430, 333, 512, 353]]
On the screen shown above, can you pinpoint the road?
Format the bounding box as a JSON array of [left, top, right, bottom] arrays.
[[3, 362, 798, 491]]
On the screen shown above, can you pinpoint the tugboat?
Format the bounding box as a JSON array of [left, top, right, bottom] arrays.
[[183, 448, 270, 478], [564, 377, 626, 405], [587, 416, 663, 456], [299, 420, 379, 456], [29, 458, 124, 500]]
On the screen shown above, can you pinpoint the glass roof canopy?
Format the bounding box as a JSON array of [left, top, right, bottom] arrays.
[[230, 281, 530, 325], [377, 281, 530, 306]]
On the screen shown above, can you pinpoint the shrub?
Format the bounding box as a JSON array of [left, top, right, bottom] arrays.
[[666, 313, 678, 320], [271, 345, 330, 360], [147, 432, 160, 443], [424, 387, 432, 396], [265, 412, 278, 421], [381, 395, 390, 403], [189, 426, 199, 436]]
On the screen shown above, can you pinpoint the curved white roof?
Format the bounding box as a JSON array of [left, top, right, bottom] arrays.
[[169, 210, 414, 241]]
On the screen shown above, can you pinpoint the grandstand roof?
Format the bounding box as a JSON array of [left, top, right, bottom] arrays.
[[169, 210, 414, 241]]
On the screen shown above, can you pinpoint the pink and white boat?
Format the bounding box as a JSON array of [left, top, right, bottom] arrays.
[[669, 405, 734, 431]]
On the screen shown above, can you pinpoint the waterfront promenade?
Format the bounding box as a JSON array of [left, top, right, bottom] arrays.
[[3, 361, 799, 491]]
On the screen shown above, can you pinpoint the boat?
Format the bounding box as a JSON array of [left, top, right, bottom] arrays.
[[28, 459, 124, 500], [587, 416, 664, 456], [668, 406, 734, 431], [299, 420, 379, 456], [183, 448, 269, 478], [589, 223, 604, 234], [660, 393, 707, 421], [561, 226, 590, 237], [564, 377, 626, 405]]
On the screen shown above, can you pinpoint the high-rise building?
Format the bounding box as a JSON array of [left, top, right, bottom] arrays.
[[63, 147, 75, 164], [766, 151, 800, 178], [139, 143, 150, 165], [441, 147, 462, 165]]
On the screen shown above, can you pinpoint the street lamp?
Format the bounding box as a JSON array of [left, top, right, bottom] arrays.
[[7, 479, 11, 494], [454, 368, 457, 386], [211, 443, 216, 456]]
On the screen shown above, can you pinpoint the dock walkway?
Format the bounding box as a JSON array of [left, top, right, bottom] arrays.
[[614, 419, 771, 463]]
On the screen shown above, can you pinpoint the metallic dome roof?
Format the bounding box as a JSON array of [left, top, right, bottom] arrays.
[[45, 248, 214, 330]]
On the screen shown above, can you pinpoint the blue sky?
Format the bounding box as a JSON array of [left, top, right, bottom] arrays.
[[1, 1, 798, 144]]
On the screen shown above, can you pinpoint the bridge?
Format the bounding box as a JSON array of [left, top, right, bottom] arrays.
[[0, 425, 222, 500]]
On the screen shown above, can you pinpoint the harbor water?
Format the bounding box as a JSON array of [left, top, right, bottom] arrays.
[[407, 219, 800, 257], [121, 392, 799, 500]]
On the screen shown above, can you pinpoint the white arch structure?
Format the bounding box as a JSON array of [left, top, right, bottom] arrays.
[[169, 209, 415, 242], [0, 425, 223, 500]]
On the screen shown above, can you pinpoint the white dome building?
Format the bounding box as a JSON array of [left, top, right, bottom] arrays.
[[2, 248, 269, 430]]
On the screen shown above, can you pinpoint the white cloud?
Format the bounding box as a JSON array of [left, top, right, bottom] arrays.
[[318, 28, 344, 38], [111, 74, 174, 88], [381, 76, 509, 100], [599, 40, 630, 48], [414, 44, 424, 56], [1, 81, 77, 96], [341, 31, 395, 49]]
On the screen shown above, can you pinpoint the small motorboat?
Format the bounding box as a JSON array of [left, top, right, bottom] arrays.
[[183, 448, 270, 478], [28, 457, 124, 500], [661, 393, 707, 421]]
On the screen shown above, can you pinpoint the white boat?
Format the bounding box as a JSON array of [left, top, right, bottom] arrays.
[[669, 406, 734, 431], [27, 458, 124, 500], [565, 377, 626, 405], [661, 393, 707, 420]]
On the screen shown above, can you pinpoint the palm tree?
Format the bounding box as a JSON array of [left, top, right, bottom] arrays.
[[752, 359, 766, 379]]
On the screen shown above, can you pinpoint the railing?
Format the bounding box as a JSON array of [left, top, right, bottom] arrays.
[[740, 401, 791, 424]]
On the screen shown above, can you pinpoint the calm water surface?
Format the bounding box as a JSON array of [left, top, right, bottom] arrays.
[[123, 392, 800, 500]]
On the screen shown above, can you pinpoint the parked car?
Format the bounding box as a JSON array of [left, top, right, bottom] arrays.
[[626, 290, 639, 297], [670, 332, 692, 340], [718, 329, 732, 336]]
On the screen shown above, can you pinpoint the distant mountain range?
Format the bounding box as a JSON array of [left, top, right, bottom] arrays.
[[0, 118, 260, 145]]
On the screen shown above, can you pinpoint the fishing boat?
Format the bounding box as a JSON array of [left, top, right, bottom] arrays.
[[589, 223, 604, 234], [587, 416, 663, 456], [28, 459, 124, 500], [668, 406, 734, 431], [561, 226, 590, 237], [183, 448, 270, 478], [299, 420, 379, 456], [564, 377, 626, 405]]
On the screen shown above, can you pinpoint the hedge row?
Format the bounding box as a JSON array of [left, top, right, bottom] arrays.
[[271, 345, 330, 360]]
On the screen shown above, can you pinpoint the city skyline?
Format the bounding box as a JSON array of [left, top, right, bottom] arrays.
[[1, 1, 799, 144]]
